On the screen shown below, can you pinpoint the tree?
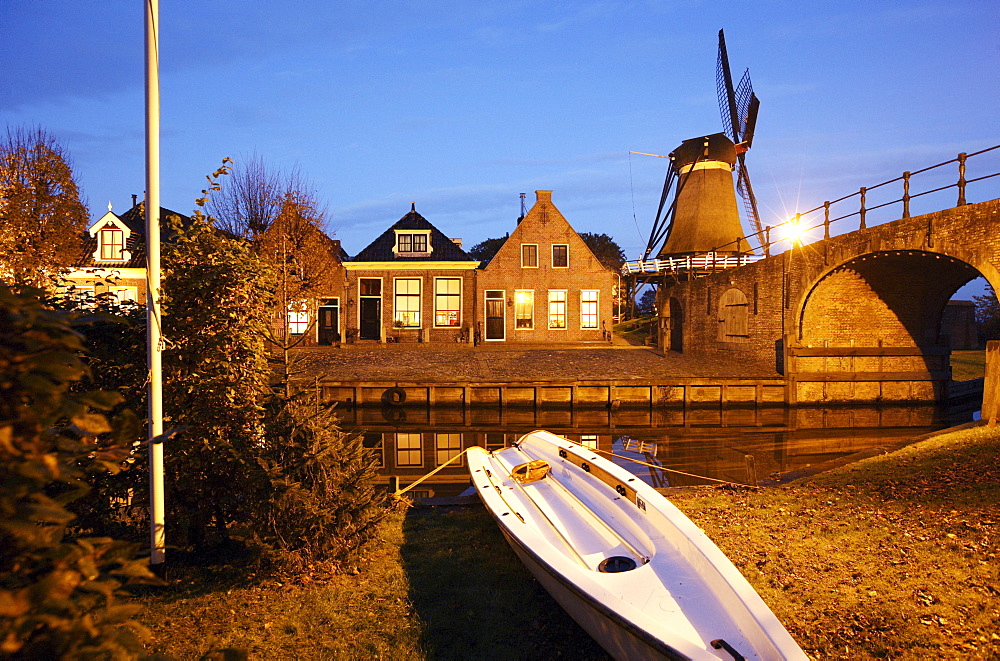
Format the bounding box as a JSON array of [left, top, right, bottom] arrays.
[[161, 185, 275, 550], [467, 234, 509, 266], [973, 284, 1000, 342], [205, 152, 283, 240], [0, 282, 158, 658], [258, 395, 389, 567], [579, 232, 627, 272], [636, 288, 657, 316], [0, 127, 89, 286]]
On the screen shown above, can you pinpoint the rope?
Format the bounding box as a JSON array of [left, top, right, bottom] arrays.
[[591, 448, 754, 488], [393, 447, 473, 497]]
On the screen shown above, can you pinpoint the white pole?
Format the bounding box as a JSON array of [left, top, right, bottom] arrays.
[[145, 0, 165, 566]]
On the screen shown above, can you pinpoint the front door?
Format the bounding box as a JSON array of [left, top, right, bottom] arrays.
[[360, 298, 381, 340], [485, 290, 505, 340], [318, 299, 340, 345], [359, 278, 382, 341]]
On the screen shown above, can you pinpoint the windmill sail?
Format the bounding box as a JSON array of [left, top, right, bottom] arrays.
[[716, 29, 764, 241]]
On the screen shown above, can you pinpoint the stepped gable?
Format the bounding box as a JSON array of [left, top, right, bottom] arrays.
[[350, 205, 475, 262]]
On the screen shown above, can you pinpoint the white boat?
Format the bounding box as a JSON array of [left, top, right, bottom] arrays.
[[466, 430, 807, 661]]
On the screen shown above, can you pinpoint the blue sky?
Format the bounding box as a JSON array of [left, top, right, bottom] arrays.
[[2, 1, 997, 297]]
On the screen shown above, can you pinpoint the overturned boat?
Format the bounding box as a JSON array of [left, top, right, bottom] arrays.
[[467, 430, 807, 660]]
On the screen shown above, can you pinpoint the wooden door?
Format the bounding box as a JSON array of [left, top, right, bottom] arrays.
[[485, 291, 505, 340]]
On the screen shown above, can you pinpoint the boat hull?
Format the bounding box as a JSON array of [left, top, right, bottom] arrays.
[[467, 430, 807, 661]]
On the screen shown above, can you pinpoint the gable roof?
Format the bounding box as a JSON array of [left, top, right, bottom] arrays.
[[349, 205, 477, 263], [482, 190, 612, 274]]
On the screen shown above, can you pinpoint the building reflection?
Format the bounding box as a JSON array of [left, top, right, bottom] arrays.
[[348, 403, 964, 500]]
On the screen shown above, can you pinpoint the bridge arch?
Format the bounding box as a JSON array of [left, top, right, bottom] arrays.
[[797, 250, 984, 349]]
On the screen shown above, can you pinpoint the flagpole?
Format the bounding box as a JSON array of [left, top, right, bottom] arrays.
[[145, 0, 166, 566]]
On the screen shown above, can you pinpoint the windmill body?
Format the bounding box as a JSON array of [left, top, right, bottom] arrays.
[[657, 133, 749, 258]]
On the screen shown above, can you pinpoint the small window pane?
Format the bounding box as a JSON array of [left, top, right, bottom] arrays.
[[100, 229, 124, 260], [360, 279, 381, 296], [552, 245, 568, 268], [581, 290, 599, 329], [396, 433, 422, 467], [515, 290, 534, 329], [435, 433, 463, 466], [521, 245, 537, 268], [548, 290, 566, 329]]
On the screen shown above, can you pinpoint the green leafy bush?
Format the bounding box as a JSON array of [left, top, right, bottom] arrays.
[[0, 283, 159, 658]]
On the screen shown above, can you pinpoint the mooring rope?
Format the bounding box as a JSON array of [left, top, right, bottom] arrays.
[[592, 448, 755, 488], [393, 447, 474, 497]]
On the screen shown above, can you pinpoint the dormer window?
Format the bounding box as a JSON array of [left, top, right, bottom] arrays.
[[89, 209, 132, 263], [100, 228, 125, 261], [394, 230, 431, 255]]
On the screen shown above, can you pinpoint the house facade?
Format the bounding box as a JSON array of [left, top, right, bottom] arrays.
[[59, 202, 188, 305], [344, 205, 479, 344], [476, 190, 616, 343]]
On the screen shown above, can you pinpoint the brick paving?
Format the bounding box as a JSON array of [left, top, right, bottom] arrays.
[[294, 344, 780, 384]]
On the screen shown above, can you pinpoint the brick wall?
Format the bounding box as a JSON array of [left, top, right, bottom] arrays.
[[656, 198, 1000, 402], [478, 191, 616, 343]]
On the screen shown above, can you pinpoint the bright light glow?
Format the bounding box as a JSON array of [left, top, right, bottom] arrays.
[[515, 291, 532, 304], [776, 215, 810, 247]]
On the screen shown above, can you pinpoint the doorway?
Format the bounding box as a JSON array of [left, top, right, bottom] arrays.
[[485, 290, 505, 340], [359, 279, 382, 341], [318, 298, 340, 345]]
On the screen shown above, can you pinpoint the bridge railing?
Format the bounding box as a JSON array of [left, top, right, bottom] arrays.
[[711, 144, 1000, 258], [622, 253, 766, 275]]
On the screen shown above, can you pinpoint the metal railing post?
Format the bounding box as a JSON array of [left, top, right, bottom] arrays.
[[859, 187, 867, 230], [902, 172, 911, 218], [957, 153, 967, 206], [764, 226, 771, 255], [823, 201, 831, 239]]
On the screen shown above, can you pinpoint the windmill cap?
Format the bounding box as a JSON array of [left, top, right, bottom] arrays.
[[670, 133, 736, 168]]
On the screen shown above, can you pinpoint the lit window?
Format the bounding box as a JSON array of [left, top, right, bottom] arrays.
[[581, 290, 599, 329], [100, 228, 124, 261], [396, 433, 422, 467], [435, 433, 463, 466], [397, 233, 428, 253], [580, 435, 598, 450], [109, 287, 138, 305], [394, 278, 421, 327], [434, 278, 461, 327], [515, 290, 534, 329], [288, 301, 309, 334], [552, 244, 568, 268], [548, 290, 566, 329], [521, 244, 538, 268]]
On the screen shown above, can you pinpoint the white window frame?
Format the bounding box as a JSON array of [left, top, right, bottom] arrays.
[[580, 435, 598, 450], [394, 277, 422, 328], [393, 230, 432, 255], [395, 432, 423, 467], [521, 244, 538, 268], [552, 244, 569, 268], [580, 290, 599, 329], [109, 286, 138, 305], [548, 290, 567, 330], [288, 300, 309, 335], [435, 433, 463, 466], [514, 289, 534, 330], [99, 228, 125, 261], [433, 277, 462, 328]]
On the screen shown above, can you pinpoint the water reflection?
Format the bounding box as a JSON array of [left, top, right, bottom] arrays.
[[346, 404, 964, 499]]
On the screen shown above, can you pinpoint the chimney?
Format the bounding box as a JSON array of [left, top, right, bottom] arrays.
[[535, 190, 552, 204], [451, 238, 463, 248], [132, 194, 138, 207]]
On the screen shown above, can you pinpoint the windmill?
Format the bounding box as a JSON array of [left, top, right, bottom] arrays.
[[641, 29, 763, 262], [716, 28, 763, 242]]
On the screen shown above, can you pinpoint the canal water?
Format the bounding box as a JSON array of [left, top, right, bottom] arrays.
[[341, 403, 971, 499]]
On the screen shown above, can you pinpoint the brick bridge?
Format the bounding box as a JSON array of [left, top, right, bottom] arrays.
[[656, 197, 1000, 405]]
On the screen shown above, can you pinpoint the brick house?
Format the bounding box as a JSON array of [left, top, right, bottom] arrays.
[[476, 190, 615, 343], [344, 204, 479, 344], [266, 222, 349, 347]]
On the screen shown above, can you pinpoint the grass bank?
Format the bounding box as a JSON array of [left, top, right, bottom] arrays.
[[951, 349, 986, 381], [137, 423, 998, 659]]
